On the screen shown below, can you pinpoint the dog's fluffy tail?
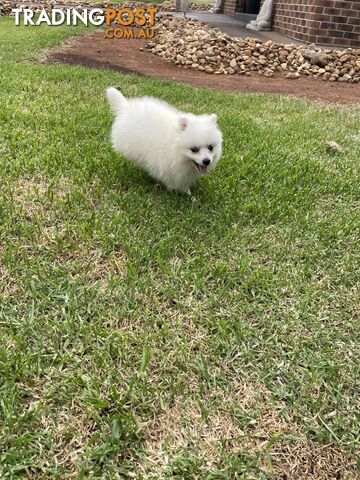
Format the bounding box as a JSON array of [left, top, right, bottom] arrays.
[[106, 87, 127, 115]]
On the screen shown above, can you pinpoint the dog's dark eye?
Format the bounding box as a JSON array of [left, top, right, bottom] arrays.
[[190, 147, 200, 153], [208, 145, 213, 151]]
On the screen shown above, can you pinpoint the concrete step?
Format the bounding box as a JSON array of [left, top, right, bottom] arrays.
[[234, 12, 257, 26]]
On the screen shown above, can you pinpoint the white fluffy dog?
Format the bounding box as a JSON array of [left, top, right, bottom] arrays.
[[106, 88, 223, 193]]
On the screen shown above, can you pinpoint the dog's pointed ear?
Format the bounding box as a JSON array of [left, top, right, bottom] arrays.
[[210, 114, 218, 124], [179, 116, 188, 131]]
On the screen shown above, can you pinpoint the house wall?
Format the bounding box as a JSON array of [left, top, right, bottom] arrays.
[[224, 0, 245, 16], [273, 0, 360, 47], [223, 0, 360, 47]]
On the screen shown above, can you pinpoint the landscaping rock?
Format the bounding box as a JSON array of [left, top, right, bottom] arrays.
[[4, 1, 360, 85], [325, 140, 343, 153], [309, 53, 329, 67], [0, 0, 213, 16], [147, 16, 360, 83], [286, 72, 300, 79]]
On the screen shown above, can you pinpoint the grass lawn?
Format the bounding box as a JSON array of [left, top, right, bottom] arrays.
[[0, 16, 359, 480]]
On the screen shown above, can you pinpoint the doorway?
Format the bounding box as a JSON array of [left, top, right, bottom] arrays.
[[244, 0, 261, 14]]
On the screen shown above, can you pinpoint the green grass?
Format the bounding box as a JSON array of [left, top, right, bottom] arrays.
[[0, 16, 359, 480]]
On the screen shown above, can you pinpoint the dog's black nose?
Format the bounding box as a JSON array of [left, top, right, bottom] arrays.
[[203, 158, 211, 166]]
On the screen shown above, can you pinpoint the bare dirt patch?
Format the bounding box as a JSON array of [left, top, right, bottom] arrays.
[[44, 31, 360, 105]]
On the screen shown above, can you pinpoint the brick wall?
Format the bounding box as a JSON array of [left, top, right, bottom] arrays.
[[272, 0, 360, 47], [272, 0, 317, 42], [224, 0, 245, 16], [223, 0, 360, 47]]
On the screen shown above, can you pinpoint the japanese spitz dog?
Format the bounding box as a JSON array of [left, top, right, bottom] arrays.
[[106, 88, 222, 193]]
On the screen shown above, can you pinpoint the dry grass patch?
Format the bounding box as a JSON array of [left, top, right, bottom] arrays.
[[141, 398, 243, 477], [264, 438, 358, 480], [51, 246, 127, 291], [19, 376, 103, 479], [140, 378, 358, 479], [42, 406, 97, 478], [0, 259, 23, 299], [11, 176, 75, 220]]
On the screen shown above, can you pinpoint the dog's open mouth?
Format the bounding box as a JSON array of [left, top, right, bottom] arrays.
[[193, 161, 208, 176]]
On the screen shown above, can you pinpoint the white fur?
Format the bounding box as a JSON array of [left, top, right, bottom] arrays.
[[106, 88, 223, 193]]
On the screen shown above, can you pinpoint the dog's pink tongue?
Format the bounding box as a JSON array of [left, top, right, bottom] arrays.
[[198, 164, 208, 175]]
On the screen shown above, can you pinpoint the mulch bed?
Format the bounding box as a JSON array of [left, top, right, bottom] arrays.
[[44, 31, 360, 105]]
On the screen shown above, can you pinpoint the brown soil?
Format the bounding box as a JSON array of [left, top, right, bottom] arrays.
[[44, 31, 360, 105]]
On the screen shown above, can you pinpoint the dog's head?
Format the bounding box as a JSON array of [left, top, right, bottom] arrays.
[[176, 113, 223, 176]]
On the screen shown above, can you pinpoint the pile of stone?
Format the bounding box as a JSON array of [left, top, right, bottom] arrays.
[[147, 16, 360, 83], [0, 0, 212, 15], [0, 0, 13, 14], [0, 0, 145, 15], [160, 0, 213, 12]]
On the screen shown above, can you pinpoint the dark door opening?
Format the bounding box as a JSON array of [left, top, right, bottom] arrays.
[[244, 0, 260, 14]]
